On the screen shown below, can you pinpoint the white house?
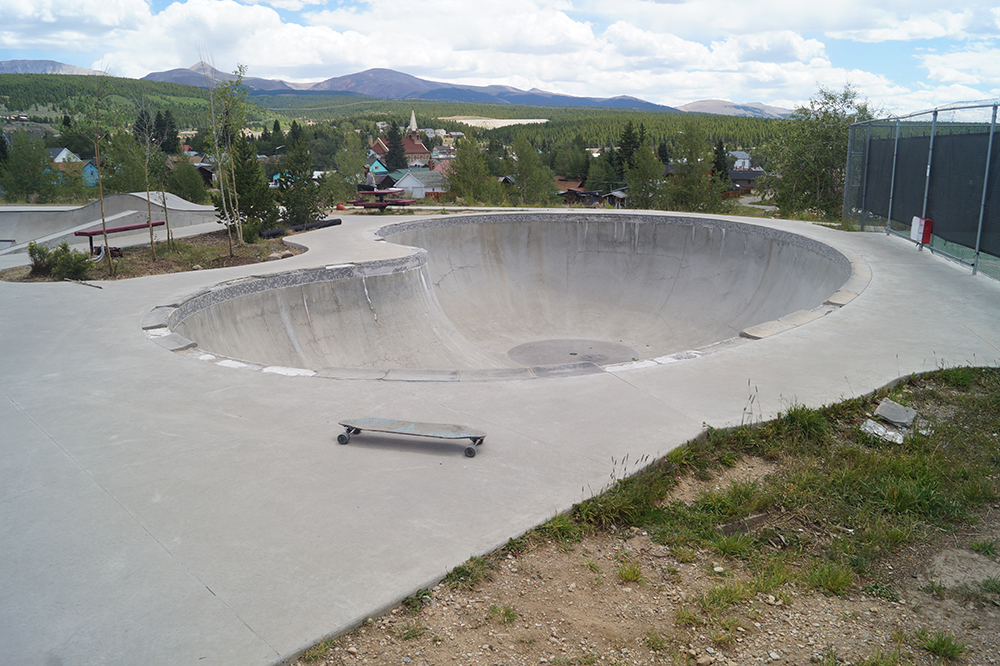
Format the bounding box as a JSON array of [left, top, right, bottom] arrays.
[[728, 151, 752, 170], [392, 169, 447, 199], [48, 147, 80, 163]]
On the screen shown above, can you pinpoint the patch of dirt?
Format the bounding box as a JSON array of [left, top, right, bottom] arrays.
[[668, 457, 778, 504], [296, 462, 1000, 666]]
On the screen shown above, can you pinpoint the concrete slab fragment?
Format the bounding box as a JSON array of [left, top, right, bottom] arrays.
[[861, 418, 905, 444], [875, 398, 918, 427]]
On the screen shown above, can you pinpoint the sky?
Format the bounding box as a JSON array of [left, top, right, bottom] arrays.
[[2, 0, 999, 117]]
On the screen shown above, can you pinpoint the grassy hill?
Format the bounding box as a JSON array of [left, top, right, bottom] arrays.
[[0, 73, 291, 129]]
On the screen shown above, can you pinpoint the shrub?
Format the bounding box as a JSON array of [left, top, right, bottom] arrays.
[[50, 242, 91, 281], [27, 242, 55, 276]]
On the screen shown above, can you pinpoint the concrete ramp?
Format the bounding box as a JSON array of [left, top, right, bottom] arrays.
[[169, 213, 852, 373]]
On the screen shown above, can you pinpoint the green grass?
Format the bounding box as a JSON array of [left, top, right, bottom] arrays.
[[299, 636, 339, 663], [644, 630, 668, 651], [617, 562, 643, 583], [540, 514, 583, 543], [401, 588, 431, 614], [488, 603, 518, 624], [698, 581, 753, 614], [443, 555, 493, 590], [394, 621, 427, 640], [675, 605, 703, 626], [805, 561, 854, 596], [862, 582, 900, 603], [915, 629, 967, 659], [969, 539, 998, 556], [982, 576, 1000, 592]]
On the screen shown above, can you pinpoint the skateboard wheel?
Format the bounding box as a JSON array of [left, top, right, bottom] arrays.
[[464, 445, 477, 458], [337, 433, 350, 445]]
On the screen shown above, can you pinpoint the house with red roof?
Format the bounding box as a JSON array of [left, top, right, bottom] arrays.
[[369, 110, 432, 167]]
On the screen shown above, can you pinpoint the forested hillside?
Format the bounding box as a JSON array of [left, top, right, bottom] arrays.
[[0, 74, 285, 128], [253, 93, 781, 150], [1, 74, 780, 152]]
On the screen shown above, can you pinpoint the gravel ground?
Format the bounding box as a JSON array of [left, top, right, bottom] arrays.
[[295, 460, 1000, 666]]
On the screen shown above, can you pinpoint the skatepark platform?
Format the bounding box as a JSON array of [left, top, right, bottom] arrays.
[[2, 209, 999, 666]]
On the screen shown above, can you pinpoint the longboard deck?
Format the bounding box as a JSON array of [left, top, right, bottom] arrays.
[[337, 418, 486, 457]]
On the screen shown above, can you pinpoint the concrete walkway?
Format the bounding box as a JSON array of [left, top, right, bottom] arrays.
[[2, 210, 999, 666]]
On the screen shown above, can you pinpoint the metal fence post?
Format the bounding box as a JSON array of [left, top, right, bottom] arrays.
[[973, 104, 997, 275], [888, 120, 901, 236], [859, 123, 873, 230], [920, 110, 938, 250]]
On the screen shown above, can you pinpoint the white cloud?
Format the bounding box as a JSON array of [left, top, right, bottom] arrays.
[[2, 0, 998, 118], [0, 0, 151, 48], [920, 45, 1000, 86], [827, 10, 974, 42]]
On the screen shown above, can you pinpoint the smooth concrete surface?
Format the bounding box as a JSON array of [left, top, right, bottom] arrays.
[[170, 214, 851, 372], [2, 209, 1000, 666], [0, 192, 217, 255]]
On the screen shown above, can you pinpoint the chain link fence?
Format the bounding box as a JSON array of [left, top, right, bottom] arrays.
[[843, 100, 1000, 280]]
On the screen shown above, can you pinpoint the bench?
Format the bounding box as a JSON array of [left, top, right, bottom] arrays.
[[75, 221, 165, 254]]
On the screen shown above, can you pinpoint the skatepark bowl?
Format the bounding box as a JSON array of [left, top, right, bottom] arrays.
[[160, 212, 855, 377]]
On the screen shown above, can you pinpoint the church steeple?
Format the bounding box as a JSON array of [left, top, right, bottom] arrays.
[[408, 110, 418, 136]]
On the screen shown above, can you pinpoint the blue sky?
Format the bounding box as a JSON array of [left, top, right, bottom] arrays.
[[2, 0, 998, 115]]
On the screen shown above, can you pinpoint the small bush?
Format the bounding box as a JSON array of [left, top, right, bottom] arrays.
[[27, 242, 55, 276], [28, 242, 91, 280], [51, 242, 91, 280]]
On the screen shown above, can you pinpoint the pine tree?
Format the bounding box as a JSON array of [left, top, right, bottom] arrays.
[[224, 134, 277, 233], [278, 138, 321, 227], [161, 110, 179, 153], [657, 140, 671, 165], [385, 122, 407, 171], [616, 121, 641, 178]]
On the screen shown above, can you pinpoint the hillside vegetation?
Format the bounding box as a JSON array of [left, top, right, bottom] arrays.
[[253, 93, 780, 149], [0, 73, 289, 129]]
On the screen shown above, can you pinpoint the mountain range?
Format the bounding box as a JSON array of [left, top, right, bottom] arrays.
[[0, 59, 791, 118]]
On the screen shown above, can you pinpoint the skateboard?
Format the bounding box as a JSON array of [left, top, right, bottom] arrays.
[[337, 417, 486, 457]]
